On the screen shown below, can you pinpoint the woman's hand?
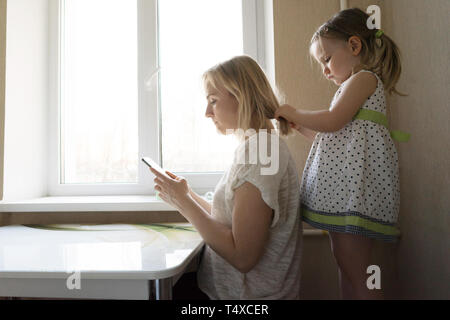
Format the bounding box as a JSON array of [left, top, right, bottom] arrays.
[[274, 104, 296, 122], [151, 168, 191, 211]]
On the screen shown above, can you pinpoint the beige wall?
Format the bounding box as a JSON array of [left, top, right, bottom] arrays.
[[384, 0, 450, 299], [274, 0, 449, 299]]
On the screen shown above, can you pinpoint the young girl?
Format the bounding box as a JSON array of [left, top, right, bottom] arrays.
[[275, 8, 407, 300]]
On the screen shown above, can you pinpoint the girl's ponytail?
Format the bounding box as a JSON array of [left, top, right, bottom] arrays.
[[364, 30, 404, 95]]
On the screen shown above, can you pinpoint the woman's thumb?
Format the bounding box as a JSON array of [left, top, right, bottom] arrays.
[[165, 170, 177, 179]]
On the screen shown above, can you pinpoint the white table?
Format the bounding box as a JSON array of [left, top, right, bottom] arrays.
[[0, 223, 204, 300]]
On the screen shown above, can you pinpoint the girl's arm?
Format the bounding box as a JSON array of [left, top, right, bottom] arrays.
[[291, 123, 318, 141], [277, 72, 377, 132], [152, 168, 272, 274]]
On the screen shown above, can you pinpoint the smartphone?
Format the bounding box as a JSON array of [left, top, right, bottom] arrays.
[[141, 157, 168, 177]]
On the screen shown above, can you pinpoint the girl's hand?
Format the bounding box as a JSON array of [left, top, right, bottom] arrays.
[[151, 168, 191, 211], [274, 104, 296, 122], [289, 121, 302, 132]]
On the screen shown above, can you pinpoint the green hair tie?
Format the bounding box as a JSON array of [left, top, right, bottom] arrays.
[[375, 29, 384, 38]]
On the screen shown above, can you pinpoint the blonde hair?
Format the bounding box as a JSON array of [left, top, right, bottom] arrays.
[[311, 8, 404, 95], [203, 55, 291, 139]]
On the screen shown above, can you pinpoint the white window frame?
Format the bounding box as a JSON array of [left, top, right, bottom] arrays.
[[48, 0, 267, 197]]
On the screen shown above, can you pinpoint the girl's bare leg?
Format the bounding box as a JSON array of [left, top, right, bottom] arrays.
[[329, 232, 384, 300]]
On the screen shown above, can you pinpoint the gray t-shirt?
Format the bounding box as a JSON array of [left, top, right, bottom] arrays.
[[197, 132, 303, 299]]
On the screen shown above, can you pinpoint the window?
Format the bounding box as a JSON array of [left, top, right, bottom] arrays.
[[49, 0, 267, 196], [159, 0, 243, 173], [60, 0, 139, 185]]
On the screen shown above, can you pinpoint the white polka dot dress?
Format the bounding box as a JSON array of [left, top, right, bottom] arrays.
[[301, 70, 400, 242]]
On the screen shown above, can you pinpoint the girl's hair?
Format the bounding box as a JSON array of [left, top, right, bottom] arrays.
[[203, 55, 291, 139], [311, 8, 403, 95]]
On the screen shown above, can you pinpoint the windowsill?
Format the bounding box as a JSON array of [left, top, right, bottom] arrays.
[[0, 195, 203, 213], [0, 197, 327, 237]]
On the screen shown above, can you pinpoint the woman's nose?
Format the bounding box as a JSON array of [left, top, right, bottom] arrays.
[[323, 66, 330, 76], [205, 104, 213, 118]]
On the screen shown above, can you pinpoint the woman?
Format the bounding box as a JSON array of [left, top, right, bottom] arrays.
[[151, 55, 303, 299]]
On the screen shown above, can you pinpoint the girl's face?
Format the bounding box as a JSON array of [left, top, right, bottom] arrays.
[[311, 36, 362, 85], [204, 83, 239, 135]]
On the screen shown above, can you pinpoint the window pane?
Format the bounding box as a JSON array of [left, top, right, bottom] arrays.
[[159, 0, 243, 172], [61, 0, 138, 184]]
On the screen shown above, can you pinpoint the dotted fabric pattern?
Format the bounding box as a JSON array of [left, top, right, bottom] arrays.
[[301, 70, 400, 233]]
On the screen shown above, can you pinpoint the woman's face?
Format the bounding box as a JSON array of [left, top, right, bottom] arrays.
[[204, 83, 239, 135]]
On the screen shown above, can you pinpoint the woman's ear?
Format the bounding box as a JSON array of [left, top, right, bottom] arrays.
[[348, 36, 362, 56]]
